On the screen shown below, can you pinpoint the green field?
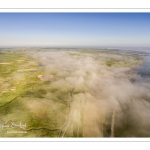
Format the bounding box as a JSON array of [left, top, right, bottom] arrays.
[[0, 49, 145, 137]]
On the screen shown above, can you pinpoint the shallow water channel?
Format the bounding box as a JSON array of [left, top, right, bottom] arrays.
[[137, 53, 150, 78]]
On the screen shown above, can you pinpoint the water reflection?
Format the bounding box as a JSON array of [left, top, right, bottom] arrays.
[[137, 54, 150, 77]]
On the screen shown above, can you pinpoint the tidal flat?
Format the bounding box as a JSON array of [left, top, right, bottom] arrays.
[[0, 48, 149, 137]]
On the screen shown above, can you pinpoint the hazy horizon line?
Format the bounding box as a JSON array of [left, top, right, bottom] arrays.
[[0, 46, 150, 51]]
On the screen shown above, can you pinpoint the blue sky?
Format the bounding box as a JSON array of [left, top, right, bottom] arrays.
[[0, 13, 150, 48]]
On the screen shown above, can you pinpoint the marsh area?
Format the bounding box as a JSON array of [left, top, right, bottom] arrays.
[[0, 48, 149, 137]]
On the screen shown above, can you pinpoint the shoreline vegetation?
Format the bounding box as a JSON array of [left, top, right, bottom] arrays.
[[0, 48, 149, 137]]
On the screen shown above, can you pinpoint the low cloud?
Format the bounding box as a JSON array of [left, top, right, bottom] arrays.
[[30, 50, 150, 137]]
